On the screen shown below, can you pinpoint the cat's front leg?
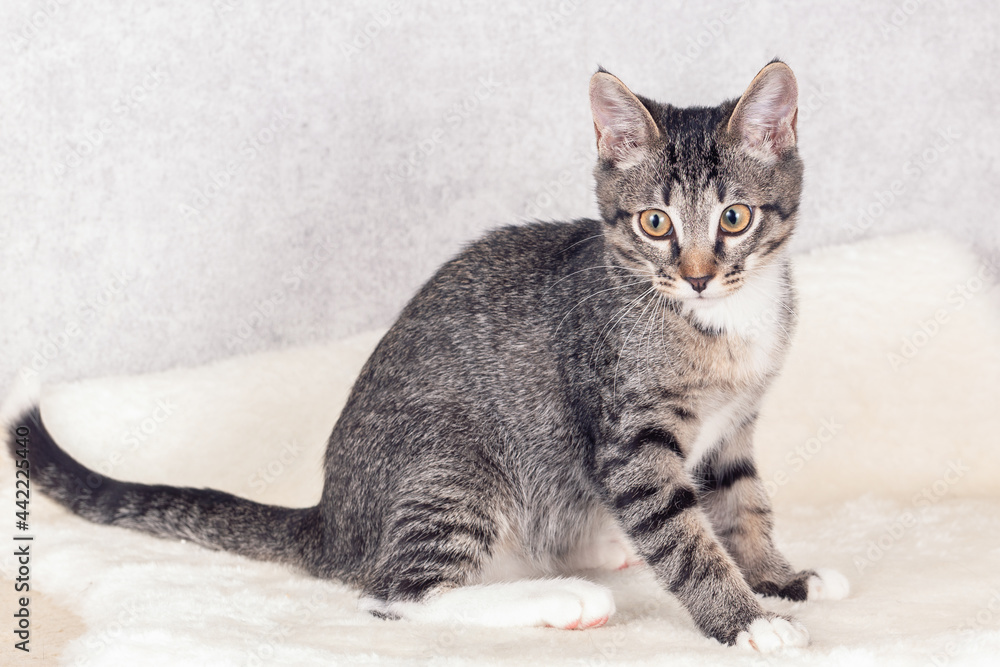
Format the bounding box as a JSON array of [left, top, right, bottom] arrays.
[[597, 432, 808, 650], [693, 416, 850, 602]]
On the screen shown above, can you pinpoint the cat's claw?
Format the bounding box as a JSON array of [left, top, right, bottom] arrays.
[[807, 568, 850, 600], [735, 617, 809, 652]]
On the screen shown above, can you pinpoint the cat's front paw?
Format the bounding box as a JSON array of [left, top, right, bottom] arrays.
[[735, 617, 809, 652], [806, 568, 850, 600], [752, 568, 849, 601]]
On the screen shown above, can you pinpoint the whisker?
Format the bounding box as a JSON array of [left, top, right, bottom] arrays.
[[589, 286, 657, 368], [544, 264, 652, 295], [554, 280, 651, 335], [558, 232, 606, 255], [657, 296, 681, 378], [639, 292, 662, 381], [612, 287, 657, 403]]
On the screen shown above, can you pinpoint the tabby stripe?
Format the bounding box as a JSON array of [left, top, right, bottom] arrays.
[[624, 426, 683, 458], [630, 401, 695, 423], [395, 522, 493, 549], [394, 548, 470, 572], [668, 404, 696, 422], [759, 201, 798, 221], [612, 484, 661, 511], [610, 207, 630, 227], [758, 233, 790, 258], [646, 538, 680, 565], [598, 455, 633, 477], [715, 180, 727, 203], [699, 458, 757, 493], [631, 487, 697, 535], [395, 503, 492, 527], [392, 573, 446, 600], [667, 542, 698, 592]]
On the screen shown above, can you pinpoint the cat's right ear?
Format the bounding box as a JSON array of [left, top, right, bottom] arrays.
[[727, 61, 799, 161], [589, 71, 660, 169]]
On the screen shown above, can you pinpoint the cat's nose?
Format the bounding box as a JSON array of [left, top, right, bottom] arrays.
[[683, 275, 713, 293]]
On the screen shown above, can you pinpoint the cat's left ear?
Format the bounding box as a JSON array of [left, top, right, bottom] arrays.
[[589, 71, 660, 168], [727, 61, 799, 160]]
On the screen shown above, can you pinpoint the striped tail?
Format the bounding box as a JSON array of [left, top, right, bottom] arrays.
[[6, 404, 324, 573]]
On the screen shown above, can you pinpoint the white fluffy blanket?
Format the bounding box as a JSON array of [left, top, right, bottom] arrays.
[[2, 233, 999, 666]]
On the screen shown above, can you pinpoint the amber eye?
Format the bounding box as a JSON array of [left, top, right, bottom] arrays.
[[639, 209, 673, 238], [719, 204, 753, 234]]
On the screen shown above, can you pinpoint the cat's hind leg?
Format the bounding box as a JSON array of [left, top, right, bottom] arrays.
[[564, 513, 644, 572], [362, 578, 615, 629], [357, 448, 616, 629]]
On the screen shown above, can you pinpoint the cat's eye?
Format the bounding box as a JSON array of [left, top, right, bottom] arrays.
[[719, 204, 753, 234], [639, 209, 673, 238]]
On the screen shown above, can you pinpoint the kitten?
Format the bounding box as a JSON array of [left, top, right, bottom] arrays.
[[7, 60, 848, 652]]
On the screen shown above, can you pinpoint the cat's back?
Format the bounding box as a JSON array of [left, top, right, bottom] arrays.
[[386, 218, 605, 346], [337, 219, 605, 415]]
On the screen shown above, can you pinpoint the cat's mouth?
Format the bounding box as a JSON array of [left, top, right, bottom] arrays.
[[652, 280, 730, 302]]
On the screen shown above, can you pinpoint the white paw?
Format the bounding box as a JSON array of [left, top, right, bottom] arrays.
[[735, 617, 809, 653], [530, 578, 616, 629], [807, 568, 850, 600], [379, 578, 616, 630]]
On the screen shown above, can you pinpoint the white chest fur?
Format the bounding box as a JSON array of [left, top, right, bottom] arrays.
[[678, 260, 792, 469], [683, 399, 746, 471], [681, 259, 791, 382]]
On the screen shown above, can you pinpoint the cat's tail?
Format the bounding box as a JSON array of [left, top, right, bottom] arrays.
[[2, 383, 324, 574]]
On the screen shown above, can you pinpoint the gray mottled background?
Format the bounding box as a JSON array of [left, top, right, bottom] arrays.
[[2, 0, 997, 392]]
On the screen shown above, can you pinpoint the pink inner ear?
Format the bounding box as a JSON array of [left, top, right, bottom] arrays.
[[734, 68, 798, 155], [590, 76, 656, 164]]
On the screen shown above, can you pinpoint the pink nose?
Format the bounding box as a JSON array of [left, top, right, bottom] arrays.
[[683, 275, 712, 293]]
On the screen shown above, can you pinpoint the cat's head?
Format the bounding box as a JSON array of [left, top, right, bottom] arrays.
[[589, 61, 801, 324]]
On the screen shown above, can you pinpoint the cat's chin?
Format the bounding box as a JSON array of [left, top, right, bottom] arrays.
[[672, 292, 732, 306]]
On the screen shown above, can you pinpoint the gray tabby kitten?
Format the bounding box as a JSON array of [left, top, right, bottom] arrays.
[[7, 61, 848, 652]]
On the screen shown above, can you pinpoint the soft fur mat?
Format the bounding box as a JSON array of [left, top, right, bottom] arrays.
[[2, 232, 999, 666]]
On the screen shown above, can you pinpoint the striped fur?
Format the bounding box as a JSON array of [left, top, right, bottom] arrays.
[[4, 62, 843, 650]]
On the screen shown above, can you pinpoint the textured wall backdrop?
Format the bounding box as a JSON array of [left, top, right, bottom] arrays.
[[2, 0, 997, 392]]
